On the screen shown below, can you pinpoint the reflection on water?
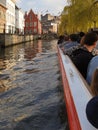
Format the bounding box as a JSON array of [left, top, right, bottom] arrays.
[[0, 40, 69, 130]]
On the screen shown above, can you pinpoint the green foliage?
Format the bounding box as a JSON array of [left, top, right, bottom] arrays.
[[58, 0, 98, 34]]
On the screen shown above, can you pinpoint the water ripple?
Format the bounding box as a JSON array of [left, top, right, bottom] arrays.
[[0, 40, 69, 130]]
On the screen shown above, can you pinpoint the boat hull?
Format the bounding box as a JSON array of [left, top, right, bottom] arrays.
[[57, 46, 98, 130]]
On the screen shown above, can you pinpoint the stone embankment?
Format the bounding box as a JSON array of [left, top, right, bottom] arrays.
[[0, 34, 38, 47], [0, 33, 58, 47], [41, 33, 58, 40]]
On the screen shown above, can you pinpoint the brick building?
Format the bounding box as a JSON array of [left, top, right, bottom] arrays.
[[24, 9, 42, 35], [0, 2, 6, 33]]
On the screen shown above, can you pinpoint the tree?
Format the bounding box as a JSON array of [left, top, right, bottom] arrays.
[[58, 0, 98, 34]]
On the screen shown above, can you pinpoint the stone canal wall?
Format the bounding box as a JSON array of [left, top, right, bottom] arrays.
[[0, 34, 37, 47]]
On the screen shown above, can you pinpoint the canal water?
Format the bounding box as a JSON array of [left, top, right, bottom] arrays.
[[0, 40, 69, 130]]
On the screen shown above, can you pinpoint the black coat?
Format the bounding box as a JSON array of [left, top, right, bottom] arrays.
[[71, 47, 94, 79]]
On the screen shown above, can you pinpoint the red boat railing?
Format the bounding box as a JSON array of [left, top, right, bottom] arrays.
[[58, 46, 81, 130]]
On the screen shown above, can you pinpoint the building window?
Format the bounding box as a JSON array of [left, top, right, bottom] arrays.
[[34, 22, 37, 27], [26, 22, 28, 27], [30, 15, 32, 21], [29, 30, 32, 34], [8, 25, 11, 33], [0, 10, 5, 19], [30, 22, 33, 27], [26, 30, 28, 34], [34, 28, 37, 33]]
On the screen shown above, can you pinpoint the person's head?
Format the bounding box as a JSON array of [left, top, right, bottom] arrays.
[[79, 32, 85, 37], [91, 68, 98, 96], [69, 34, 78, 42], [64, 34, 69, 41], [80, 36, 85, 45], [77, 32, 85, 43], [58, 35, 65, 44], [59, 35, 64, 40], [86, 56, 98, 85], [86, 96, 98, 128], [83, 32, 98, 46]]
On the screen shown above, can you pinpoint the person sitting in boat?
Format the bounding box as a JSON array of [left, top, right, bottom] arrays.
[[64, 34, 98, 57], [77, 31, 85, 43], [64, 35, 85, 56], [86, 56, 98, 85], [57, 35, 65, 45], [86, 96, 98, 128], [58, 34, 69, 48], [62, 34, 79, 51], [90, 68, 98, 96], [70, 32, 98, 79]]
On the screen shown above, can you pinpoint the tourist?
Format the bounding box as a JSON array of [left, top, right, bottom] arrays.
[[61, 33, 79, 52], [64, 35, 85, 56], [70, 32, 98, 79], [64, 35, 98, 57], [86, 56, 98, 85], [57, 35, 65, 45], [58, 34, 69, 48], [90, 68, 98, 96], [86, 96, 98, 128], [63, 33, 79, 49], [77, 31, 85, 43]]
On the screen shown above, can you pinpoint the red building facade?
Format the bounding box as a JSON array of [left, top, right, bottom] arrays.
[[24, 9, 42, 35]]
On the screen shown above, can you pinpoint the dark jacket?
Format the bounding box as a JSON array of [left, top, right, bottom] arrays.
[[71, 46, 94, 79]]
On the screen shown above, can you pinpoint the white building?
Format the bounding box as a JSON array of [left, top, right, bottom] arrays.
[[51, 23, 58, 33], [3, 0, 16, 34], [0, 0, 6, 6], [15, 6, 24, 34]]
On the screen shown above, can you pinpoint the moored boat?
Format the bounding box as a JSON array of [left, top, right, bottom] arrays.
[[57, 45, 98, 130]]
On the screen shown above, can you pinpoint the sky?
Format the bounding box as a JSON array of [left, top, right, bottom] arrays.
[[17, 0, 68, 16]]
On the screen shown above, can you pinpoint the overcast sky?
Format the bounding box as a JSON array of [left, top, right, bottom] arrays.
[[17, 0, 68, 15]]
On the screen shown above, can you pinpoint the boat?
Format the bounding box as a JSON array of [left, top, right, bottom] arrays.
[[57, 45, 98, 130]]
